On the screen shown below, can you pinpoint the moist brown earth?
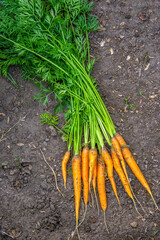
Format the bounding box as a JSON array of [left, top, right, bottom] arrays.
[[0, 0, 160, 239]]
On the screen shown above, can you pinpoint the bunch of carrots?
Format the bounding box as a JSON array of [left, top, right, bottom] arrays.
[[62, 129, 158, 236], [0, 0, 158, 238]]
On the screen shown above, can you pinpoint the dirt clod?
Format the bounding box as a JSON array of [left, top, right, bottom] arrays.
[[130, 221, 138, 228]]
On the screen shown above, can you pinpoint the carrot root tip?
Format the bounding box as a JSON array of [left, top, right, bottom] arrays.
[[104, 211, 109, 234]]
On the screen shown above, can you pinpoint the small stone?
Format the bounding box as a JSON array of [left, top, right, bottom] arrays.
[[127, 55, 131, 60], [130, 221, 138, 228], [120, 22, 126, 27], [115, 122, 121, 127], [100, 40, 105, 47], [110, 48, 114, 55], [149, 95, 157, 99], [49, 126, 57, 136], [135, 30, 140, 37], [10, 170, 15, 175], [17, 143, 24, 146], [28, 164, 32, 171], [128, 178, 132, 183]]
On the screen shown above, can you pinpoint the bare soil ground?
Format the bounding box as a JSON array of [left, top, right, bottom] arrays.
[[0, 0, 160, 239]]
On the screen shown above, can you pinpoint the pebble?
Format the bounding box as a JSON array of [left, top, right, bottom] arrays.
[[135, 30, 140, 37], [149, 95, 157, 99], [115, 122, 121, 127], [10, 170, 15, 175], [49, 126, 57, 136], [28, 164, 32, 171], [127, 55, 131, 61], [100, 40, 105, 47], [130, 221, 138, 228]]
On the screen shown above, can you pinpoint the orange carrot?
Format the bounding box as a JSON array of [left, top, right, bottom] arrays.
[[115, 133, 158, 208], [72, 155, 81, 228], [111, 136, 128, 178], [61, 151, 70, 188], [92, 159, 97, 192], [97, 156, 107, 210], [97, 156, 109, 233], [102, 148, 120, 206], [115, 133, 150, 192], [92, 159, 99, 215], [89, 148, 98, 185], [111, 148, 133, 200], [82, 146, 89, 205]]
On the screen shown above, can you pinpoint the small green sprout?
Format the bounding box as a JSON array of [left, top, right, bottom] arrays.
[[130, 104, 135, 111], [124, 98, 129, 105], [139, 90, 142, 96], [14, 158, 20, 162]]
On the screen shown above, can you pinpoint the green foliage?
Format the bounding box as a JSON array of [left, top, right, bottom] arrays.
[[124, 97, 129, 105], [0, 0, 99, 110], [40, 113, 59, 126], [139, 90, 142, 96], [130, 104, 134, 111], [0, 0, 115, 151]]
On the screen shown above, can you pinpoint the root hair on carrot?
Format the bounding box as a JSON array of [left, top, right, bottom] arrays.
[[104, 211, 109, 233], [40, 148, 64, 198]]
